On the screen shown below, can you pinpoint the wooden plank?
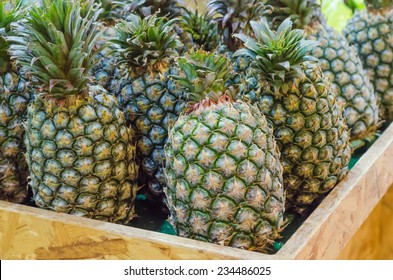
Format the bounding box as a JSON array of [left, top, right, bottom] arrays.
[[379, 186, 393, 259], [0, 201, 277, 260], [337, 193, 382, 259], [279, 123, 393, 259], [337, 185, 393, 259]]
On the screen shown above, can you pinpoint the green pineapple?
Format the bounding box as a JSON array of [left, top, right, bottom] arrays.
[[117, 0, 182, 18], [90, 0, 123, 94], [8, 0, 138, 223], [207, 0, 271, 83], [165, 49, 285, 251], [0, 0, 31, 203], [235, 19, 352, 214], [178, 6, 220, 52], [343, 0, 393, 122], [113, 14, 183, 208], [265, 0, 380, 146], [208, 0, 269, 52]]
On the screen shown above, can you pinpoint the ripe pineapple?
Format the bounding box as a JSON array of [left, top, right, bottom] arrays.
[[0, 1, 31, 203], [235, 19, 352, 214], [266, 0, 380, 146], [113, 14, 183, 208], [8, 0, 138, 223], [343, 0, 393, 122], [165, 50, 285, 251]]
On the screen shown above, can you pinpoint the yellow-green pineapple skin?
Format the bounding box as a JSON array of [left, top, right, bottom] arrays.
[[165, 50, 285, 252], [113, 15, 184, 208], [121, 67, 184, 200], [343, 5, 393, 121], [0, 0, 31, 203], [0, 67, 31, 203], [8, 0, 139, 223], [25, 87, 138, 223], [236, 19, 352, 214], [255, 62, 351, 212], [266, 0, 380, 144], [308, 25, 379, 142], [165, 100, 284, 251]]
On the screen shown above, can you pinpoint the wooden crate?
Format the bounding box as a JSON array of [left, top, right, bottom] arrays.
[[1, 123, 393, 260]]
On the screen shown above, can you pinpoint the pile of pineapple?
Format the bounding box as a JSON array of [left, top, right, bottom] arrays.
[[0, 0, 391, 252]]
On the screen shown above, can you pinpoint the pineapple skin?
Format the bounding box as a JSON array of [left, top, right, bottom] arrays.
[[120, 67, 184, 202], [343, 7, 393, 122], [0, 67, 31, 203], [308, 24, 380, 142], [165, 100, 285, 251], [246, 62, 351, 213], [25, 86, 139, 223]]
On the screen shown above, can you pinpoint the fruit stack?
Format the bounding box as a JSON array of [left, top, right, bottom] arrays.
[[0, 0, 391, 253]]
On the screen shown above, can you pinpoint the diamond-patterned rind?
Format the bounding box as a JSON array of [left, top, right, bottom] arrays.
[[165, 100, 285, 251]]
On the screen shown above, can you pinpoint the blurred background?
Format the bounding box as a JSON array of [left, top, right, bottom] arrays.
[[184, 0, 366, 32]]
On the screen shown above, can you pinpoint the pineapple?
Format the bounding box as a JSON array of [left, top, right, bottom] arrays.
[[266, 0, 380, 146], [178, 6, 220, 52], [165, 50, 285, 251], [208, 0, 269, 52], [113, 14, 183, 209], [90, 0, 123, 94], [208, 0, 271, 83], [235, 19, 352, 214], [343, 0, 393, 122], [118, 0, 182, 19], [0, 0, 31, 203], [8, 0, 138, 223]]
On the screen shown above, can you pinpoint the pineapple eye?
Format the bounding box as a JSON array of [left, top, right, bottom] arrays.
[[31, 110, 47, 129], [60, 169, 81, 188], [79, 105, 97, 122], [73, 137, 94, 156], [53, 112, 70, 129], [41, 119, 57, 139], [55, 130, 73, 149], [85, 122, 104, 142], [95, 105, 113, 124]]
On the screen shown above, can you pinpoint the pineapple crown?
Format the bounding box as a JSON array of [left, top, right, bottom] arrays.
[[208, 0, 272, 51], [365, 0, 393, 9], [8, 0, 105, 98], [113, 14, 182, 73], [0, 0, 23, 73], [234, 18, 318, 89], [179, 6, 220, 52], [93, 0, 122, 23], [172, 49, 237, 110], [115, 0, 182, 19], [265, 0, 324, 29]]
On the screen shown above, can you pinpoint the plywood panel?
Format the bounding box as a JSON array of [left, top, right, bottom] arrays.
[[0, 201, 275, 260], [379, 186, 393, 259]]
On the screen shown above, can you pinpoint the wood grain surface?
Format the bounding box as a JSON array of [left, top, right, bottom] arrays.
[[338, 185, 393, 259]]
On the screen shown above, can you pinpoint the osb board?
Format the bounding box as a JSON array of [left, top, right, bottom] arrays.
[[379, 185, 393, 259], [337, 185, 393, 259], [0, 201, 273, 260], [1, 123, 393, 260]]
